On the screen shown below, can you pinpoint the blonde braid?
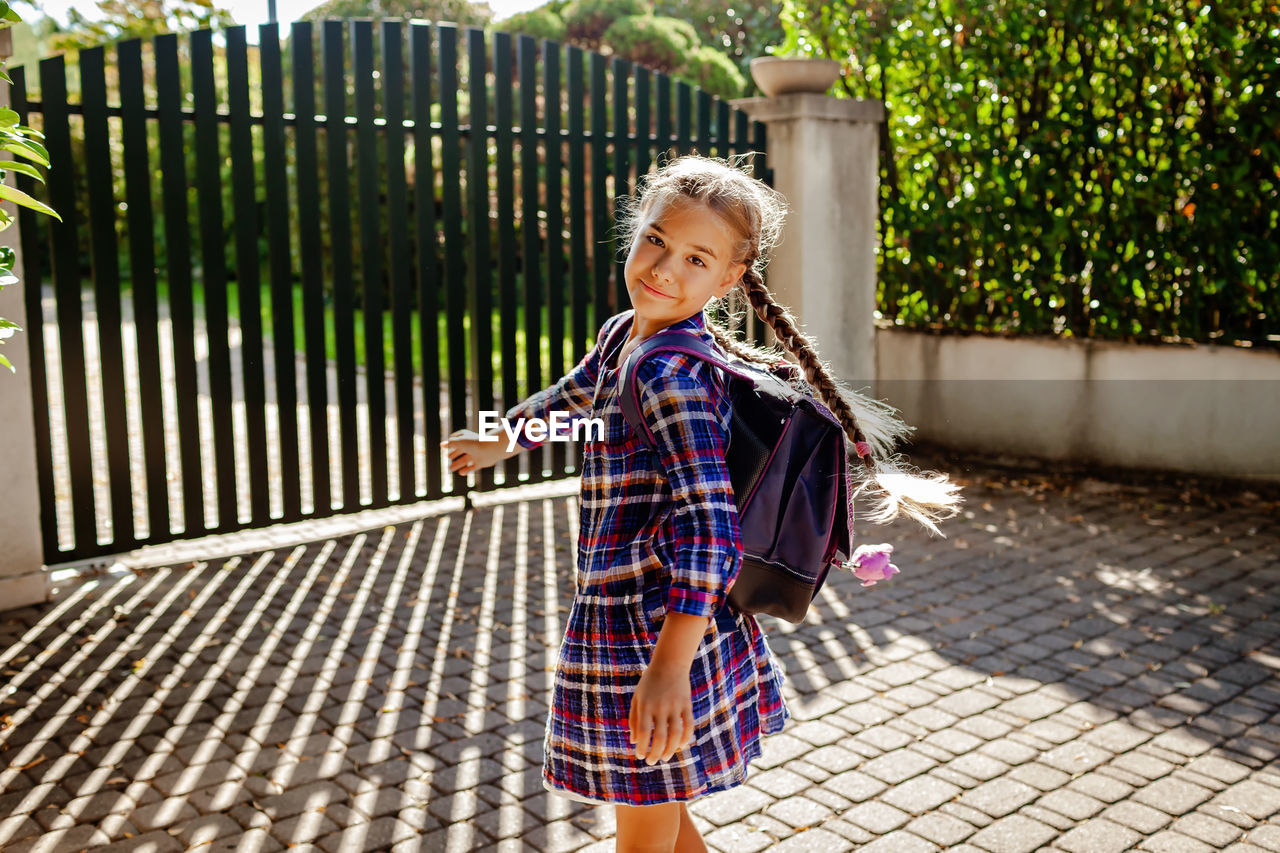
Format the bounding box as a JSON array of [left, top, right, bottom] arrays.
[[736, 270, 876, 472]]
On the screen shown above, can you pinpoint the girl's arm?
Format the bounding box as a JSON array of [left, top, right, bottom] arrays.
[[443, 314, 622, 471], [628, 353, 741, 764]]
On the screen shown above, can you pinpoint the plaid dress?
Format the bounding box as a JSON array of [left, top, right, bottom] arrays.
[[504, 309, 791, 806]]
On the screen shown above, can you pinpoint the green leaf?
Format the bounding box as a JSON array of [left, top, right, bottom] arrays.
[[0, 69, 11, 85], [0, 183, 60, 219], [0, 353, 13, 373], [0, 159, 45, 181], [0, 108, 18, 127], [0, 139, 49, 167]]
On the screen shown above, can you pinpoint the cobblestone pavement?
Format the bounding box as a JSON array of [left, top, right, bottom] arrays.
[[3, 447, 1279, 852]]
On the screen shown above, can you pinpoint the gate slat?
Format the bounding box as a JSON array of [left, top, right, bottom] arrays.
[[567, 45, 587, 473], [466, 27, 495, 492], [291, 22, 331, 515], [543, 42, 566, 476], [717, 99, 730, 161], [80, 45, 135, 548], [734, 108, 749, 159], [410, 22, 444, 500], [40, 56, 97, 552], [352, 19, 388, 507], [191, 29, 238, 531], [494, 31, 519, 485], [12, 66, 60, 562], [634, 66, 651, 183], [655, 72, 671, 162], [697, 89, 711, 156], [154, 34, 205, 537], [676, 79, 692, 156], [259, 23, 302, 522], [322, 19, 361, 510], [438, 25, 467, 482], [612, 57, 629, 313], [226, 25, 271, 525], [117, 40, 170, 543], [517, 34, 544, 483], [382, 19, 415, 503], [589, 52, 608, 329]]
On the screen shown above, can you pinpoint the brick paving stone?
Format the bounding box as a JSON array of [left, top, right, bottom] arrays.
[[1245, 826, 1280, 852], [940, 801, 995, 829], [1039, 740, 1114, 774], [129, 796, 200, 832], [316, 816, 418, 852], [1102, 800, 1175, 833], [1083, 720, 1156, 753], [854, 830, 942, 852], [1150, 727, 1220, 757], [1112, 751, 1179, 781], [947, 752, 1011, 782], [803, 744, 863, 774], [767, 827, 856, 852], [1055, 818, 1142, 853], [957, 778, 1042, 819], [856, 724, 917, 752], [1008, 763, 1072, 792], [1207, 780, 1280, 820], [270, 809, 339, 845], [764, 795, 835, 828], [688, 785, 774, 826], [861, 748, 938, 784], [703, 823, 776, 853], [821, 770, 888, 803], [937, 689, 1004, 717], [966, 813, 1058, 853], [979, 739, 1041, 766], [1035, 789, 1107, 821], [906, 812, 978, 846], [1139, 830, 1217, 852], [4, 826, 112, 853], [843, 800, 912, 834], [92, 830, 184, 852], [173, 813, 242, 846], [881, 775, 964, 815], [1135, 777, 1217, 816]]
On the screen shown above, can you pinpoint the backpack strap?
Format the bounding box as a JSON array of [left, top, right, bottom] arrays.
[[617, 330, 760, 451], [598, 310, 635, 369]]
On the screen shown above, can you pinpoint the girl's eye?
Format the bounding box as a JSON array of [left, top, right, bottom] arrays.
[[688, 256, 706, 267], [646, 234, 664, 247]]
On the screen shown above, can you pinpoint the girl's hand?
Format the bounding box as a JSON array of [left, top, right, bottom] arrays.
[[442, 428, 522, 475], [628, 661, 695, 765]]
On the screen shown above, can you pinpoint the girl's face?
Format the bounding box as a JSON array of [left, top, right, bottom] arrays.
[[623, 199, 747, 337]]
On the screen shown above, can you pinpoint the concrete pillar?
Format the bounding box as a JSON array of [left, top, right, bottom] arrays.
[[733, 93, 884, 386], [0, 28, 51, 611]]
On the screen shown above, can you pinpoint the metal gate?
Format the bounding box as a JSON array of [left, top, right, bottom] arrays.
[[12, 21, 768, 565]]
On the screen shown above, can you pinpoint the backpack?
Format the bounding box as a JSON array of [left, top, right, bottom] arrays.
[[611, 323, 853, 624]]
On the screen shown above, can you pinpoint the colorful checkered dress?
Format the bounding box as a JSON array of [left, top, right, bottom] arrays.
[[504, 308, 791, 806]]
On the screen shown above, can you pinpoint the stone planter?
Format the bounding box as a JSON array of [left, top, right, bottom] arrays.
[[749, 56, 842, 97]]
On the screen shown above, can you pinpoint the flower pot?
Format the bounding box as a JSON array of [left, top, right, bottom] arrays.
[[749, 57, 842, 97]]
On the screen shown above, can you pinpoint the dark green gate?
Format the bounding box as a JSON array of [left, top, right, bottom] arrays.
[[13, 21, 768, 565]]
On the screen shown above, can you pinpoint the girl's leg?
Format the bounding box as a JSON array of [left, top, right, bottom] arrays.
[[615, 802, 681, 853], [675, 802, 708, 853]]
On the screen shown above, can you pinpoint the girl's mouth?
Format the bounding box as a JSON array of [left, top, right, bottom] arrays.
[[641, 281, 673, 298]]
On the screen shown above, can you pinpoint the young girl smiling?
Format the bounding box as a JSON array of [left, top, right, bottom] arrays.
[[444, 155, 959, 852]]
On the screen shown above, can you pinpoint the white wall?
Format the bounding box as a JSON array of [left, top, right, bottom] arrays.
[[876, 328, 1280, 482]]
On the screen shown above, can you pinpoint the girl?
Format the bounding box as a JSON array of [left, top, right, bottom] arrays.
[[443, 156, 960, 851]]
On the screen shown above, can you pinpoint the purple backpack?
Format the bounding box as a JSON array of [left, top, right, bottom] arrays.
[[613, 326, 853, 624]]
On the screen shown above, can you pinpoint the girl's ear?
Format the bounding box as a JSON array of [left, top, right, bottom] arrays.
[[717, 262, 747, 298]]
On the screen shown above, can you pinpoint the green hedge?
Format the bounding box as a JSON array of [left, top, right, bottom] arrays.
[[781, 0, 1278, 346]]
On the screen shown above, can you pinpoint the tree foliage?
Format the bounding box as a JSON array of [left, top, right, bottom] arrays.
[[603, 14, 697, 73], [780, 0, 1279, 345], [0, 0, 60, 373], [299, 0, 493, 27], [561, 0, 648, 48], [50, 0, 236, 52]]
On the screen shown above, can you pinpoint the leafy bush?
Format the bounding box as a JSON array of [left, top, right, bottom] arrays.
[[680, 45, 745, 100], [780, 0, 1278, 346], [562, 0, 649, 49], [603, 14, 697, 73], [493, 8, 566, 43]]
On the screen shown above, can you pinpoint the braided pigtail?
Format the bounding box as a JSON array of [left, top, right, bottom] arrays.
[[738, 271, 962, 536]]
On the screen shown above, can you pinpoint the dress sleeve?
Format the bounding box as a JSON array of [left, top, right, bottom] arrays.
[[502, 314, 619, 450], [637, 354, 742, 619]]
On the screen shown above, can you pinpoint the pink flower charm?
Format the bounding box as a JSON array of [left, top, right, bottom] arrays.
[[851, 543, 898, 587], [854, 441, 872, 458]]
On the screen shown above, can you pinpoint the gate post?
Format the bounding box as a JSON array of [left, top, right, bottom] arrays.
[[733, 93, 884, 386], [0, 29, 51, 610]]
